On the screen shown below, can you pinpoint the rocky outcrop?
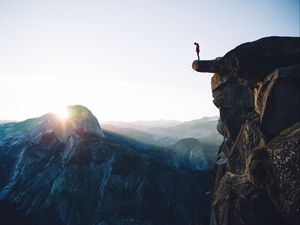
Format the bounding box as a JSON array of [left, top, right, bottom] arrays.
[[0, 106, 210, 225], [255, 65, 300, 141], [67, 105, 105, 137], [193, 36, 300, 225], [170, 138, 208, 171], [192, 59, 222, 73], [193, 36, 300, 82]]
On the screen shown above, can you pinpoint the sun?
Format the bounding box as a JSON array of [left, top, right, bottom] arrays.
[[53, 106, 69, 120]]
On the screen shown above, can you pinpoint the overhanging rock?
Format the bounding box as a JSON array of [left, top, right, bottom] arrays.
[[192, 59, 222, 73]]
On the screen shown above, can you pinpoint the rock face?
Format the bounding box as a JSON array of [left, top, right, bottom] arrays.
[[193, 36, 300, 225], [67, 105, 105, 137], [193, 36, 300, 82], [171, 138, 208, 171], [0, 105, 210, 225], [0, 105, 105, 146]]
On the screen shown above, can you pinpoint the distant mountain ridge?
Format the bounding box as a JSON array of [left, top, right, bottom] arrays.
[[0, 120, 16, 124], [102, 116, 221, 145], [104, 119, 183, 129], [102, 116, 222, 168]]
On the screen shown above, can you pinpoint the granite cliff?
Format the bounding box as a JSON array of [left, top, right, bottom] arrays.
[[193, 36, 300, 225], [0, 105, 210, 225]]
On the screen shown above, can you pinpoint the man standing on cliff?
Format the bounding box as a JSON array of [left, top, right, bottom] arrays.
[[194, 42, 200, 60]]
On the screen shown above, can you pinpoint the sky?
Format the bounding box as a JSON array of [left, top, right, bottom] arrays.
[[0, 0, 299, 122]]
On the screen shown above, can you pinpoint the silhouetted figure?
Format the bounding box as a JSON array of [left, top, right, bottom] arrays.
[[194, 42, 200, 60]]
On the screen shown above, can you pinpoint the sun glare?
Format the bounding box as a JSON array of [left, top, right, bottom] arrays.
[[53, 106, 69, 120]]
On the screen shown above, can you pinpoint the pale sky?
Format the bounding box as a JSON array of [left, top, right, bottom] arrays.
[[0, 0, 299, 122]]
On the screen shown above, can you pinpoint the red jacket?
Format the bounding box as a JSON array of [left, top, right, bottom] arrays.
[[195, 43, 200, 53]]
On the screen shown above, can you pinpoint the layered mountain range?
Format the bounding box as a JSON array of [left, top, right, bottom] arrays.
[[102, 117, 222, 168], [193, 36, 300, 225], [0, 105, 211, 225], [102, 117, 221, 147]]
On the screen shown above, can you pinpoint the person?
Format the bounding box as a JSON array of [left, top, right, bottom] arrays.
[[194, 42, 200, 60]]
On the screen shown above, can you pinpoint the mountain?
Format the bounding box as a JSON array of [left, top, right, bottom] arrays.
[[170, 138, 208, 171], [102, 117, 222, 168], [104, 120, 182, 129], [0, 120, 15, 124], [193, 36, 300, 225], [102, 116, 221, 145], [0, 105, 210, 225], [101, 125, 156, 145], [104, 130, 208, 172]]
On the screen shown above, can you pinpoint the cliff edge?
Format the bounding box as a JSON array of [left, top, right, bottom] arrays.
[[193, 36, 300, 225]]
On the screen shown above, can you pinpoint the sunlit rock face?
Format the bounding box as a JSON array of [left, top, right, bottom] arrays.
[[193, 36, 300, 225], [66, 105, 105, 137], [0, 106, 210, 225]]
